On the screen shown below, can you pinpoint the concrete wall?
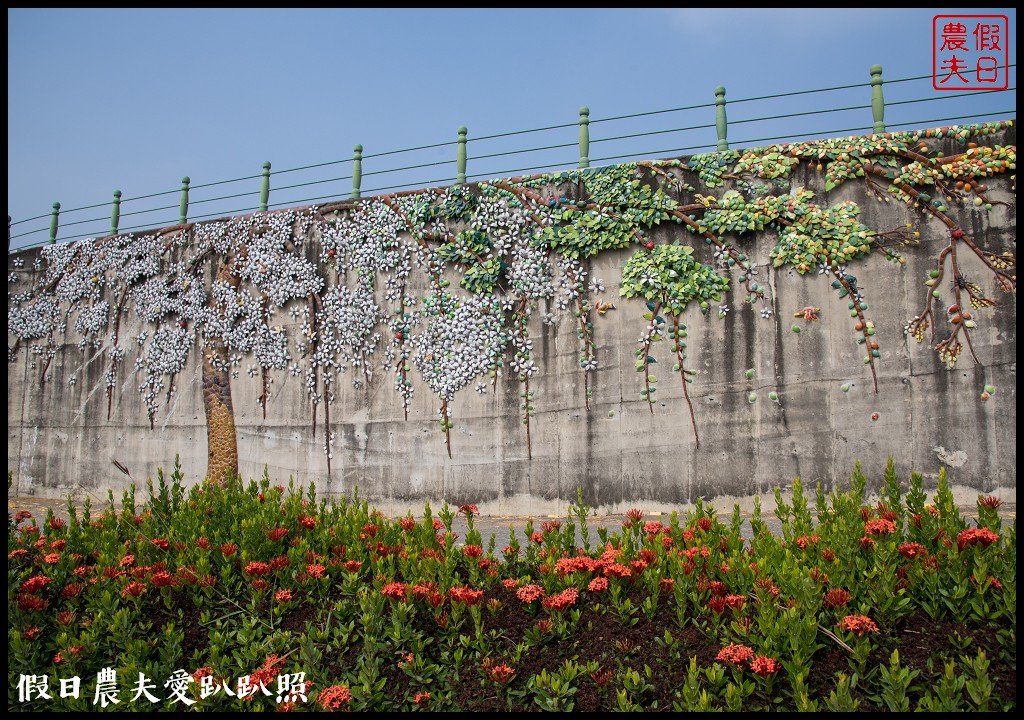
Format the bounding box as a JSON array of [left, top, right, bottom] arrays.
[[8, 126, 1016, 515]]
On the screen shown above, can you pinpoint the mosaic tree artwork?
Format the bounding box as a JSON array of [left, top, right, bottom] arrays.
[[7, 122, 1016, 482]]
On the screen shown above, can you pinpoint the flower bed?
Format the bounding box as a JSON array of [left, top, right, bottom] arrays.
[[7, 458, 1015, 711]]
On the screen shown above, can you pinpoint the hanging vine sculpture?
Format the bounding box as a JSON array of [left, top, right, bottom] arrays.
[[7, 122, 1015, 482]]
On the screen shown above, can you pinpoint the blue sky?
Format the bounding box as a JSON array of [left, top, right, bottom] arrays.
[[7, 8, 1016, 250]]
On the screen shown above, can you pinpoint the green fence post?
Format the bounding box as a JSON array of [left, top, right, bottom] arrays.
[[110, 190, 122, 237], [579, 106, 590, 169], [49, 202, 60, 244], [352, 144, 363, 199], [870, 64, 885, 134], [456, 127, 468, 184], [179, 177, 190, 225], [260, 162, 271, 212], [715, 86, 729, 151]]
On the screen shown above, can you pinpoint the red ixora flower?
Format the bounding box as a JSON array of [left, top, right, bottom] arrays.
[[267, 527, 289, 542], [276, 589, 293, 603], [121, 581, 146, 598], [151, 571, 175, 588], [449, 586, 484, 606], [306, 563, 326, 578], [541, 587, 579, 611], [298, 515, 317, 529], [957, 527, 1000, 551], [864, 519, 896, 536], [462, 544, 483, 559], [220, 543, 237, 557], [23, 625, 41, 640], [750, 655, 780, 677], [381, 582, 408, 601], [459, 504, 479, 517], [716, 643, 755, 668], [414, 691, 431, 707], [18, 594, 48, 611], [21, 574, 51, 594], [898, 542, 927, 560], [978, 495, 1003, 509], [151, 538, 169, 551], [245, 561, 272, 577], [823, 588, 852, 608], [49, 517, 67, 531], [837, 614, 879, 636], [626, 508, 645, 523], [484, 661, 515, 683], [516, 584, 545, 603], [399, 517, 417, 532], [587, 576, 610, 593], [318, 684, 352, 711]]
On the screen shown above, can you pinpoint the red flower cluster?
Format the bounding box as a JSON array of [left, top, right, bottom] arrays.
[[750, 655, 780, 677], [18, 594, 48, 611], [344, 560, 362, 573], [298, 515, 316, 529], [244, 561, 272, 577], [49, 517, 67, 531], [823, 588, 852, 608], [121, 581, 146, 598], [21, 574, 51, 594], [725, 594, 745, 610], [462, 544, 483, 558], [484, 661, 515, 683], [152, 538, 169, 551], [864, 519, 896, 536], [898, 542, 927, 559], [957, 527, 999, 551], [459, 504, 479, 517], [978, 495, 1003, 509], [381, 582, 408, 600], [794, 535, 820, 549], [62, 582, 87, 599], [542, 587, 578, 611], [400, 518, 417, 532], [502, 578, 519, 590], [837, 614, 879, 636], [220, 543, 237, 557], [716, 643, 755, 667], [276, 590, 293, 603], [626, 508, 645, 523], [603, 563, 632, 580], [307, 563, 326, 578], [267, 527, 289, 541], [516, 584, 545, 603], [414, 691, 431, 707], [151, 571, 175, 588], [449, 586, 484, 606], [588, 576, 610, 593]]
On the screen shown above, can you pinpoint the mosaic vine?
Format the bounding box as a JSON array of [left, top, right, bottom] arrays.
[[7, 122, 1016, 482]]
